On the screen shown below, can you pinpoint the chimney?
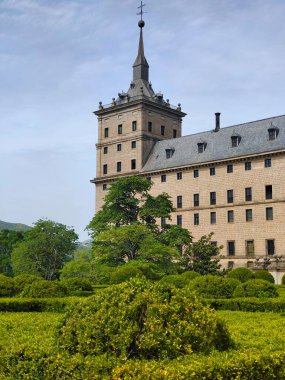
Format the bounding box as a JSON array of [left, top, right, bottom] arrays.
[[215, 112, 221, 132]]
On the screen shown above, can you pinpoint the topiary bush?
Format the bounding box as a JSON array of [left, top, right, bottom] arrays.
[[253, 270, 275, 284], [13, 274, 42, 293], [110, 266, 144, 284], [233, 279, 279, 298], [187, 275, 240, 299], [0, 274, 14, 297], [57, 278, 232, 360], [20, 279, 67, 298], [60, 277, 93, 296], [282, 274, 285, 285], [227, 268, 254, 283], [180, 271, 201, 281]]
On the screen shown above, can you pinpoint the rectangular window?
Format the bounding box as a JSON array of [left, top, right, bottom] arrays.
[[266, 207, 273, 220], [132, 121, 137, 131], [210, 212, 216, 224], [161, 174, 166, 182], [173, 129, 177, 138], [265, 185, 272, 200], [194, 213, 199, 225], [245, 161, 252, 171], [103, 184, 107, 191], [246, 209, 253, 222], [177, 215, 182, 226], [117, 162, 122, 172], [177, 195, 183, 208], [210, 167, 216, 176], [161, 217, 166, 227], [245, 187, 252, 202], [104, 128, 109, 138], [269, 130, 276, 141], [227, 164, 233, 173], [193, 193, 199, 207], [177, 172, 182, 180], [265, 158, 272, 168], [103, 146, 108, 154], [193, 169, 199, 178], [131, 159, 136, 170], [148, 122, 152, 132], [161, 125, 165, 135], [131, 141, 136, 149], [118, 124, 122, 134], [117, 144, 122, 151], [210, 191, 216, 205], [266, 239, 275, 255], [103, 164, 108, 175], [146, 176, 151, 182], [228, 241, 235, 256], [227, 210, 234, 223], [227, 189, 234, 203], [246, 240, 254, 257]]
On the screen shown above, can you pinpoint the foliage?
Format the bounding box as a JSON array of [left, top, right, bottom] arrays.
[[57, 278, 232, 360], [60, 278, 93, 295], [0, 274, 14, 297], [11, 219, 78, 280], [207, 298, 285, 312], [253, 270, 275, 283], [110, 266, 144, 284], [180, 270, 201, 281], [282, 274, 285, 285], [13, 274, 42, 293], [60, 249, 94, 280], [0, 298, 78, 312], [0, 229, 25, 276], [158, 225, 192, 252], [20, 279, 67, 298], [124, 261, 165, 281], [227, 268, 254, 283], [233, 279, 279, 298], [187, 275, 240, 299]]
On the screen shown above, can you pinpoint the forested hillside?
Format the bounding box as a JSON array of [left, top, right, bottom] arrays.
[[0, 220, 30, 231]]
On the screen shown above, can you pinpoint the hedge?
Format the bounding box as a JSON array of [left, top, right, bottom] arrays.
[[0, 297, 83, 312], [206, 297, 285, 312]]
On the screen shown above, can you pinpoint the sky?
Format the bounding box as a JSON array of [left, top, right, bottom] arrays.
[[0, 0, 285, 240]]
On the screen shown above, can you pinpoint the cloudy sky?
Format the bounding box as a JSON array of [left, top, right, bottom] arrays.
[[1, 0, 285, 240]]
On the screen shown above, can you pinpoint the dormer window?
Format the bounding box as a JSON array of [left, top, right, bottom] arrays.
[[166, 148, 175, 159], [231, 134, 241, 147], [197, 142, 207, 153], [268, 126, 279, 141]]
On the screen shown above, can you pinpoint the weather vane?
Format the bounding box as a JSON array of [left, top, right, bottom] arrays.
[[137, 1, 147, 21]]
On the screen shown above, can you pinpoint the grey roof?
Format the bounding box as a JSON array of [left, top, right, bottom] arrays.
[[141, 115, 285, 172]]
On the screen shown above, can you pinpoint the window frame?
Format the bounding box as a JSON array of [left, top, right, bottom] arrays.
[[210, 191, 216, 205], [132, 121, 137, 132]]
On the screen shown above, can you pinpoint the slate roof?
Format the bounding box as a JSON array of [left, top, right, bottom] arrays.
[[141, 115, 285, 173]]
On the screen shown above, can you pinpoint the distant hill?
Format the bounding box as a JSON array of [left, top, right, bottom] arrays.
[[0, 220, 31, 231]]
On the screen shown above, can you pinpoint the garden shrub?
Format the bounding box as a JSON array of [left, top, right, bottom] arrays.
[[159, 274, 192, 288], [180, 270, 201, 281], [126, 262, 165, 281], [206, 298, 285, 312], [20, 279, 67, 298], [187, 275, 240, 299], [0, 275, 14, 297], [57, 278, 232, 360], [0, 298, 79, 312], [60, 278, 93, 296], [282, 274, 285, 285], [109, 266, 144, 284], [253, 270, 275, 284], [227, 268, 254, 283], [13, 274, 42, 293], [233, 279, 278, 298]]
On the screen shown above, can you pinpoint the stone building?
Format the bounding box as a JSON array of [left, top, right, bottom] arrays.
[[91, 20, 285, 280]]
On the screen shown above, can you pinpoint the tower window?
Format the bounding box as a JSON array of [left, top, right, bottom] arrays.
[[161, 174, 166, 182], [265, 158, 271, 168], [246, 209, 252, 222], [131, 141, 136, 149], [266, 239, 275, 255], [228, 241, 235, 256], [227, 210, 234, 223], [227, 189, 234, 203], [117, 144, 122, 152], [117, 162, 122, 172], [173, 129, 177, 138], [266, 207, 273, 220], [265, 185, 272, 199], [245, 161, 252, 171], [103, 164, 108, 175], [210, 167, 216, 176], [177, 172, 182, 180], [227, 164, 233, 173], [131, 159, 136, 170], [210, 191, 216, 205], [194, 213, 199, 225], [177, 215, 182, 226], [210, 212, 216, 224], [118, 124, 122, 134], [104, 128, 109, 138], [245, 187, 252, 202], [193, 193, 199, 207], [161, 125, 165, 135], [132, 121, 137, 131], [103, 146, 108, 154], [148, 122, 152, 132], [177, 196, 182, 208], [193, 169, 199, 178]]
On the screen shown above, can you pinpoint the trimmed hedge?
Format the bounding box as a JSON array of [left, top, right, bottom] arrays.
[[60, 278, 93, 296], [0, 297, 83, 312], [253, 270, 275, 284], [13, 274, 42, 293], [187, 275, 240, 299], [206, 297, 285, 312], [233, 279, 278, 298], [282, 274, 285, 285], [0, 275, 14, 297], [227, 268, 254, 283], [21, 280, 67, 298]]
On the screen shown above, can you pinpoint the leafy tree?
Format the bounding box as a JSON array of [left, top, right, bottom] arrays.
[[60, 248, 93, 280], [0, 230, 25, 276], [11, 219, 78, 280]]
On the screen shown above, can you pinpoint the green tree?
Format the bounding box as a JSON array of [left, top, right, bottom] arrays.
[[0, 230, 25, 276], [11, 219, 78, 280], [60, 248, 93, 280]]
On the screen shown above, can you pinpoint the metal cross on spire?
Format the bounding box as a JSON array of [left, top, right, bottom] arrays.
[[137, 1, 147, 21]]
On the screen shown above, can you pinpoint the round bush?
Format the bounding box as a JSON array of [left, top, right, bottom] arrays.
[[233, 279, 279, 298], [110, 266, 144, 284], [57, 278, 232, 359], [187, 275, 240, 299], [253, 270, 275, 284], [227, 268, 254, 283], [20, 279, 67, 298], [180, 271, 201, 281], [159, 274, 190, 288], [13, 274, 42, 293], [0, 274, 14, 297], [60, 277, 93, 295]]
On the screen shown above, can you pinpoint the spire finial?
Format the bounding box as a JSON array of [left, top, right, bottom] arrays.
[[137, 1, 146, 28], [133, 1, 149, 82]]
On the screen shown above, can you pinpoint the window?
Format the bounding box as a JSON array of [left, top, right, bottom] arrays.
[[227, 164, 233, 173], [177, 196, 182, 208], [177, 215, 182, 226], [227, 210, 234, 223], [118, 124, 122, 134], [173, 129, 177, 138], [246, 209, 253, 222], [210, 191, 216, 205], [245, 187, 252, 202], [161, 125, 165, 135], [104, 128, 109, 138], [146, 176, 151, 182], [210, 212, 216, 224], [161, 174, 166, 182], [177, 172, 182, 180], [246, 240, 254, 257], [117, 144, 122, 151], [131, 141, 136, 149], [166, 149, 175, 159], [131, 159, 136, 170], [266, 239, 275, 255], [227, 189, 234, 203], [193, 193, 199, 207], [231, 135, 240, 147], [103, 184, 107, 191], [161, 217, 166, 227], [228, 261, 234, 268], [268, 128, 278, 141], [117, 162, 122, 172], [197, 142, 206, 153], [194, 213, 199, 225], [265, 185, 272, 200], [103, 146, 108, 154], [148, 122, 152, 132], [245, 161, 251, 171], [228, 241, 235, 256], [103, 164, 108, 175], [210, 167, 216, 176], [132, 121, 137, 131], [265, 158, 271, 168], [193, 169, 199, 178], [266, 207, 273, 220]]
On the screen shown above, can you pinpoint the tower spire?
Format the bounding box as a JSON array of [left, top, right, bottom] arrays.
[[133, 2, 149, 82]]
